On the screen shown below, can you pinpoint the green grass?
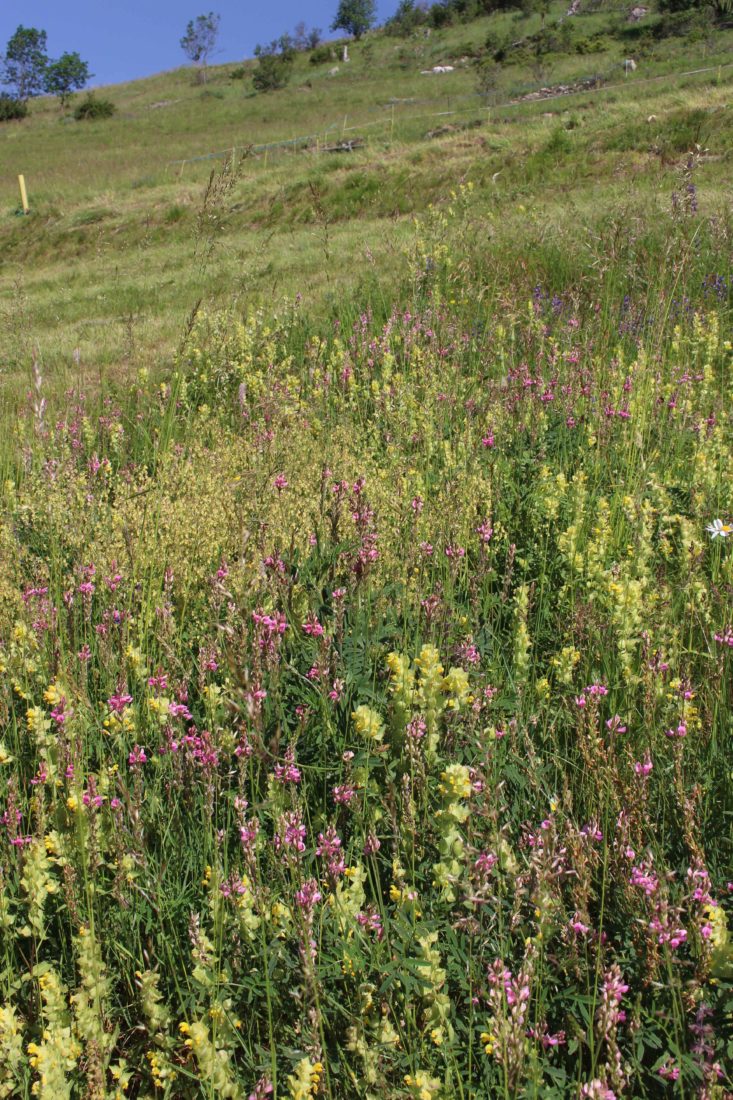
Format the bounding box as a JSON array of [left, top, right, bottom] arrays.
[[1, 1, 732, 390], [1, 7, 733, 1098]]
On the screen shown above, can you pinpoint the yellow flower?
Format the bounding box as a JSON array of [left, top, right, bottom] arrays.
[[352, 705, 385, 743], [480, 1029, 497, 1056]]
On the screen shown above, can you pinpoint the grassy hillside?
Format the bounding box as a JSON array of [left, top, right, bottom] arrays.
[[1, 0, 732, 390]]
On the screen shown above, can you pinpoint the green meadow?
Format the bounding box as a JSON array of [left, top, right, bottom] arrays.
[[0, 3, 732, 1097]]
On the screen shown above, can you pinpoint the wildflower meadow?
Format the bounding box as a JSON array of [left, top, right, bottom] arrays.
[[0, 168, 732, 1099]]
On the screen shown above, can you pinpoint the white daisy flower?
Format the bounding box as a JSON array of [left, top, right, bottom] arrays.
[[706, 518, 732, 539]]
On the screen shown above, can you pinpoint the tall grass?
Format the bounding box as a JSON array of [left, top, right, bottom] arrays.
[[0, 161, 731, 1098]]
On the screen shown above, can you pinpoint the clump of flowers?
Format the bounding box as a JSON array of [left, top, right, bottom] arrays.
[[432, 763, 471, 902]]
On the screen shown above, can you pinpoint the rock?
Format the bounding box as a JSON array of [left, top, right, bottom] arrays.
[[329, 66, 339, 76], [623, 59, 637, 72], [628, 6, 648, 21], [321, 138, 364, 153], [425, 123, 458, 139], [567, 0, 581, 14]]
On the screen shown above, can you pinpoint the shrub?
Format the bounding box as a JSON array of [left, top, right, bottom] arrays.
[[73, 94, 115, 120], [0, 93, 27, 121], [429, 4, 455, 28], [252, 54, 293, 93], [309, 43, 337, 65], [386, 0, 428, 35], [475, 57, 500, 99]]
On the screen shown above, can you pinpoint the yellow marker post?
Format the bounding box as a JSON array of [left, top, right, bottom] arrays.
[[18, 174, 29, 214]]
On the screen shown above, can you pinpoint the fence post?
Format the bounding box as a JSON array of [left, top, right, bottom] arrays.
[[18, 174, 29, 214]]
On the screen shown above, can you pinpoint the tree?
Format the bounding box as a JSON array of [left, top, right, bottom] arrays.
[[293, 22, 323, 49], [1, 25, 49, 101], [252, 54, 292, 92], [180, 13, 220, 83], [252, 38, 294, 92], [44, 52, 91, 106], [331, 0, 377, 39]]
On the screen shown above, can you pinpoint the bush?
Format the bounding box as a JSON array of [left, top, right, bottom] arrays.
[[252, 55, 293, 92], [386, 0, 428, 35], [429, 4, 455, 28], [0, 93, 27, 121], [309, 43, 336, 65], [654, 7, 714, 35], [574, 35, 606, 54], [475, 57, 500, 99], [73, 94, 115, 120]]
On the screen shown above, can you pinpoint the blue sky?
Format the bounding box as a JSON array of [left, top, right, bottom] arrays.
[[0, 1, 395, 88]]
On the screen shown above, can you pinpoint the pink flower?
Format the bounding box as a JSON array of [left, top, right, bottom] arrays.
[[328, 679, 344, 702], [356, 907, 383, 939], [316, 825, 345, 878], [302, 616, 324, 636], [107, 692, 133, 714], [634, 753, 653, 777], [273, 473, 288, 491], [665, 722, 687, 739], [474, 851, 497, 876], [276, 811, 306, 854], [332, 783, 356, 805], [630, 863, 659, 896], [128, 745, 147, 768], [273, 747, 301, 785], [295, 878, 322, 912], [581, 1082, 615, 1099], [363, 833, 381, 856]]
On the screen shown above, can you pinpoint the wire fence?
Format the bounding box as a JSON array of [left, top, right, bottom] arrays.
[[168, 58, 733, 172]]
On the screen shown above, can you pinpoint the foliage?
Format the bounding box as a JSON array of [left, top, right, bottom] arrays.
[[0, 93, 27, 122], [73, 94, 116, 120], [252, 39, 295, 92], [293, 22, 323, 49], [309, 43, 338, 65], [1, 25, 48, 102], [43, 52, 91, 106], [331, 0, 377, 39], [386, 0, 429, 35], [180, 12, 220, 83], [0, 158, 733, 1095]]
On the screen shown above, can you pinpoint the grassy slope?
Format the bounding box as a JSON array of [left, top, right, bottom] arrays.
[[0, 2, 732, 391]]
